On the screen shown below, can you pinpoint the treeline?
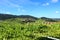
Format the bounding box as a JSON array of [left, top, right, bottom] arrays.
[[0, 13, 59, 22], [0, 14, 38, 20]]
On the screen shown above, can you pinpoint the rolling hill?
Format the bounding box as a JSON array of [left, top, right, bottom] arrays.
[[0, 13, 59, 22], [0, 14, 38, 20]]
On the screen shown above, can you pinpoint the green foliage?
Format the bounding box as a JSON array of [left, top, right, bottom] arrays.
[[0, 18, 60, 40]]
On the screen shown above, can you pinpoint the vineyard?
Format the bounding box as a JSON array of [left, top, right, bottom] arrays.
[[0, 18, 60, 40]]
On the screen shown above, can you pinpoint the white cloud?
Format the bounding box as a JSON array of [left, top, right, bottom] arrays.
[[0, 0, 21, 9], [0, 0, 26, 13], [42, 3, 50, 6], [0, 0, 40, 7], [0, 11, 13, 14], [22, 10, 26, 12], [55, 11, 59, 13], [51, 0, 59, 3], [0, 0, 40, 15], [18, 0, 40, 6], [6, 12, 12, 14]]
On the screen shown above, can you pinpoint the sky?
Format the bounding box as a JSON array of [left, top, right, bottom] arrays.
[[0, 0, 60, 18]]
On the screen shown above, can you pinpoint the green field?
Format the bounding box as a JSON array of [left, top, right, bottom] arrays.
[[0, 18, 60, 40]]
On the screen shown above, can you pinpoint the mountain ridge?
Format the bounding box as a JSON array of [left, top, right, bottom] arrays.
[[0, 13, 38, 20], [0, 13, 60, 22]]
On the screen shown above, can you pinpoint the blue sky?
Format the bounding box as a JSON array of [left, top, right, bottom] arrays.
[[0, 0, 60, 18]]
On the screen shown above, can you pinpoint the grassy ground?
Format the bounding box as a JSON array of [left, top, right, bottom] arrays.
[[0, 18, 60, 40]]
